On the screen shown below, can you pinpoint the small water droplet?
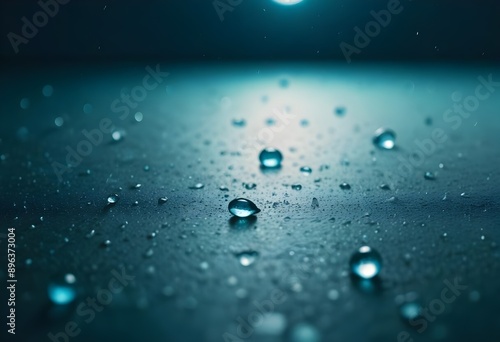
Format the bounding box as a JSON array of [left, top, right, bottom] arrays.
[[335, 106, 346, 117], [112, 130, 125, 142], [340, 183, 351, 190], [349, 246, 382, 279], [291, 184, 302, 191], [244, 183, 257, 190], [219, 186, 229, 191], [379, 184, 391, 190], [158, 197, 168, 204], [54, 116, 64, 127], [134, 112, 143, 122], [300, 166, 312, 175], [48, 274, 77, 305], [189, 183, 204, 190], [200, 261, 210, 270], [107, 194, 119, 205], [259, 148, 283, 168], [235, 251, 259, 266], [232, 118, 246, 127], [399, 301, 422, 321], [311, 197, 319, 209], [101, 240, 111, 247], [228, 198, 261, 218], [424, 172, 436, 180], [373, 128, 396, 150]]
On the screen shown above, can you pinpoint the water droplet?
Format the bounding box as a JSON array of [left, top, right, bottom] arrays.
[[132, 183, 142, 189], [101, 240, 111, 247], [54, 116, 64, 127], [219, 186, 229, 191], [228, 198, 260, 218], [86, 230, 95, 239], [48, 274, 77, 305], [143, 165, 150, 171], [232, 118, 246, 127], [311, 197, 319, 209], [379, 184, 391, 190], [144, 248, 154, 258], [244, 182, 257, 190], [200, 261, 210, 270], [424, 172, 436, 180], [158, 197, 168, 204], [300, 119, 309, 127], [349, 246, 382, 279], [42, 84, 54, 97], [107, 194, 119, 205], [189, 183, 204, 190], [235, 251, 259, 266], [259, 148, 283, 168], [399, 301, 422, 321], [300, 166, 312, 175], [134, 112, 143, 122], [340, 183, 351, 190], [373, 128, 396, 150], [291, 184, 302, 191], [334, 106, 346, 117], [112, 130, 125, 142]]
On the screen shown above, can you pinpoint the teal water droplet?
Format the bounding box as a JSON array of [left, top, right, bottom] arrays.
[[259, 148, 283, 168], [400, 302, 422, 321], [340, 183, 351, 190], [189, 183, 204, 190], [424, 172, 436, 180], [291, 184, 302, 191], [232, 118, 246, 127], [311, 197, 319, 209], [373, 128, 396, 150], [48, 273, 77, 305], [334, 106, 346, 117], [107, 194, 119, 205], [244, 183, 257, 190], [300, 166, 312, 175], [235, 251, 259, 266], [158, 197, 168, 204], [349, 246, 382, 279], [228, 198, 260, 218], [20, 98, 30, 110]]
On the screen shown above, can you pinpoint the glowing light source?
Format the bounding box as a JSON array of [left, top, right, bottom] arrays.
[[273, 0, 304, 6]]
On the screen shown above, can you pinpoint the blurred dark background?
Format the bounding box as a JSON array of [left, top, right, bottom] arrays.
[[1, 0, 500, 62]]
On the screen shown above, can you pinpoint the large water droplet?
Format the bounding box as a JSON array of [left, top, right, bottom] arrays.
[[228, 198, 261, 218], [259, 148, 283, 168], [349, 246, 382, 279], [235, 251, 259, 266], [373, 128, 396, 150], [291, 184, 302, 191], [48, 273, 77, 305]]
